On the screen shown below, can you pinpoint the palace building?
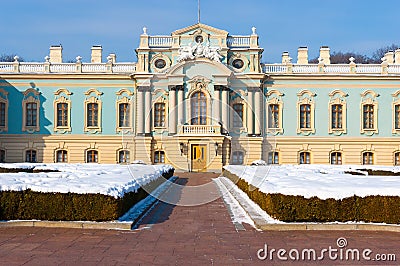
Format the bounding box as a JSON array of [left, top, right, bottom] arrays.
[[1, 23, 400, 172]]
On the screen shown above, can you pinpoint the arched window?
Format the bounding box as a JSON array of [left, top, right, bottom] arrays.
[[119, 150, 130, 164], [232, 151, 244, 165], [86, 150, 98, 163], [26, 150, 37, 163], [299, 151, 310, 164], [362, 152, 374, 165], [56, 150, 68, 163], [330, 152, 342, 165], [154, 150, 165, 163], [191, 91, 207, 125], [394, 152, 400, 166], [268, 151, 279, 164]]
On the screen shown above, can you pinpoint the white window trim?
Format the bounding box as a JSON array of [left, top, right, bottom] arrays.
[[54, 88, 72, 133], [328, 90, 347, 135], [116, 89, 134, 133], [84, 88, 103, 133], [0, 88, 8, 132], [296, 90, 316, 135], [22, 88, 40, 132], [360, 90, 379, 135], [266, 89, 284, 135]]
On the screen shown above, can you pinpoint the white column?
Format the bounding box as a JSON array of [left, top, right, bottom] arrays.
[[247, 89, 254, 135], [221, 88, 229, 133], [254, 88, 261, 135], [177, 87, 184, 125], [145, 89, 151, 134], [168, 87, 177, 134], [136, 89, 144, 135], [213, 88, 220, 124]]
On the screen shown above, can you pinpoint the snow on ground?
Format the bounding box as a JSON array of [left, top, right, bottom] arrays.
[[225, 164, 400, 200], [0, 163, 173, 198]]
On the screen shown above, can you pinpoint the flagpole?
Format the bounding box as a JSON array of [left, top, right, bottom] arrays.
[[198, 0, 200, 23]]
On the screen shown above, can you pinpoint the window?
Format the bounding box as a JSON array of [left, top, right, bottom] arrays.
[[191, 91, 207, 125], [86, 150, 98, 163], [154, 150, 165, 163], [87, 103, 98, 127], [84, 88, 103, 133], [22, 88, 40, 132], [119, 103, 130, 128], [118, 150, 130, 164], [233, 103, 243, 128], [331, 104, 342, 129], [395, 105, 400, 130], [360, 90, 378, 135], [300, 104, 311, 129], [362, 152, 373, 165], [297, 90, 315, 134], [328, 90, 347, 135], [0, 149, 5, 163], [26, 102, 37, 127], [299, 151, 310, 164], [56, 103, 68, 127], [266, 90, 284, 134], [232, 151, 244, 165], [330, 152, 342, 165], [54, 88, 72, 132], [362, 104, 374, 129], [26, 150, 37, 163], [395, 152, 400, 166], [154, 103, 166, 127], [268, 104, 280, 129], [268, 151, 279, 164], [56, 150, 68, 163], [0, 102, 5, 127]]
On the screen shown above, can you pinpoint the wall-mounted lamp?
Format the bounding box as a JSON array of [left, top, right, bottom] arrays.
[[180, 142, 184, 155], [215, 142, 219, 156]]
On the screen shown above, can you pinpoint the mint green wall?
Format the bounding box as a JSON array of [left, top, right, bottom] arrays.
[[1, 78, 134, 135]]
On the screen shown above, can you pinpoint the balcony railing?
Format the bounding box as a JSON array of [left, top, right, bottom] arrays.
[[148, 36, 173, 47], [227, 36, 251, 47], [180, 125, 221, 135], [0, 62, 136, 74]]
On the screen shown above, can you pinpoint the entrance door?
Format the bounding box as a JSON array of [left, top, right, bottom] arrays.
[[191, 144, 207, 172]]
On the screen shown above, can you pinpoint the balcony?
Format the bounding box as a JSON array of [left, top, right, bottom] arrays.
[[180, 125, 221, 135]]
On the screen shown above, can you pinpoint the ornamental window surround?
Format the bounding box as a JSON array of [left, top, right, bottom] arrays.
[[360, 90, 379, 135], [296, 90, 315, 135], [328, 90, 348, 135], [266, 90, 284, 135], [391, 90, 400, 135], [84, 88, 103, 133], [0, 88, 8, 132], [22, 88, 40, 132], [54, 88, 72, 133], [116, 89, 133, 133], [230, 93, 247, 133]]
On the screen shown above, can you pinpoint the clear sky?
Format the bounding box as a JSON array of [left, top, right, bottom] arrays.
[[2, 0, 399, 63]]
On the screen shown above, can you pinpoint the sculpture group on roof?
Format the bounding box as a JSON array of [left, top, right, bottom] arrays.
[[178, 42, 222, 62]]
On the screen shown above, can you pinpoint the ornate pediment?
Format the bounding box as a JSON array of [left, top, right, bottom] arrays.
[[172, 23, 228, 36], [178, 42, 222, 62]]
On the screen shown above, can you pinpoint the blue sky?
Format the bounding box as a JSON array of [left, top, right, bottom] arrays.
[[2, 0, 399, 63]]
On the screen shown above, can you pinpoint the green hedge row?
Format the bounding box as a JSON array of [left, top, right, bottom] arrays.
[[0, 169, 174, 221], [223, 170, 400, 224]]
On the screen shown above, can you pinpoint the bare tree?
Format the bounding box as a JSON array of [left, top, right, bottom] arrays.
[[0, 54, 24, 62], [370, 44, 399, 63]]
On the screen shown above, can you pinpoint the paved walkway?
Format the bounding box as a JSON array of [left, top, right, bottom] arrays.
[[0, 173, 399, 265]]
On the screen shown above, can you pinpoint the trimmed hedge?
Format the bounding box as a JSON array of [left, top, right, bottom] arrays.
[[223, 169, 400, 224], [0, 168, 174, 221]]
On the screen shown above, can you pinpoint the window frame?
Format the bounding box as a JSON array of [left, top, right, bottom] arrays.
[[268, 151, 279, 165], [53, 88, 72, 133], [296, 90, 315, 135], [55, 149, 68, 163], [299, 151, 311, 164], [25, 149, 37, 163], [231, 151, 244, 165], [22, 89, 40, 132], [0, 149, 5, 163], [328, 90, 347, 135], [360, 90, 379, 135], [84, 88, 103, 133], [118, 150, 130, 164], [154, 150, 165, 164], [266, 90, 284, 135], [154, 102, 166, 128], [330, 151, 342, 165], [394, 152, 400, 166], [116, 89, 134, 133], [232, 103, 244, 128], [0, 88, 8, 132], [86, 149, 99, 163], [362, 151, 374, 165]]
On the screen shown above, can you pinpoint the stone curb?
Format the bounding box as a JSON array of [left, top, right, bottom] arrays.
[[0, 220, 132, 230], [259, 223, 400, 232]]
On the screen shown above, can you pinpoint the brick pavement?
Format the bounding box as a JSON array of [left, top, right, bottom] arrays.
[[0, 172, 399, 265]]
